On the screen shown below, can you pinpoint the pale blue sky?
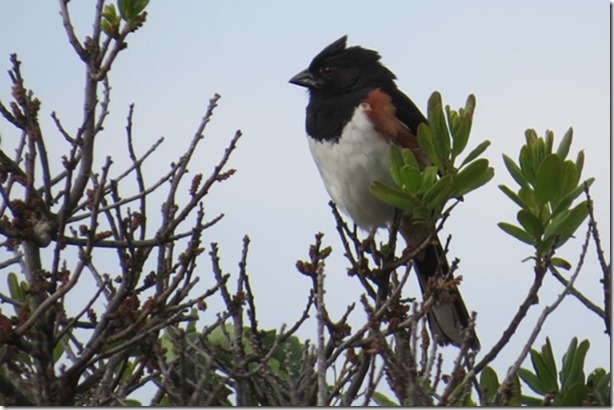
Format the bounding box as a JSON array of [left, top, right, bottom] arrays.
[[0, 0, 610, 398]]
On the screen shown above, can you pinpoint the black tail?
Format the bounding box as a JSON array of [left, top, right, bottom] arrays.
[[401, 224, 480, 349]]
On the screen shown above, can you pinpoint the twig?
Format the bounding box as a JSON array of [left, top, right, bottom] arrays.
[[59, 0, 88, 62], [549, 266, 605, 318], [584, 186, 611, 335], [51, 111, 76, 145], [0, 253, 22, 269], [315, 257, 328, 406], [15, 157, 113, 337], [54, 276, 111, 344]]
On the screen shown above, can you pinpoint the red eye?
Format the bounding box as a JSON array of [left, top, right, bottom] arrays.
[[320, 66, 336, 77]]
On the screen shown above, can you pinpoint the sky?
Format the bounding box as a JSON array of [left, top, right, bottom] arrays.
[[0, 0, 610, 400]]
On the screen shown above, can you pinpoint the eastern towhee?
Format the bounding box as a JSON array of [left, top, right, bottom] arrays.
[[290, 36, 479, 349]]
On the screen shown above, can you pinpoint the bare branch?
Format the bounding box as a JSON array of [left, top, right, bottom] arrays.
[[58, 0, 88, 61]]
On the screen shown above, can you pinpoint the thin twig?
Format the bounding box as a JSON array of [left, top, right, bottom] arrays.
[[315, 258, 328, 406], [59, 0, 88, 61], [549, 266, 605, 318]]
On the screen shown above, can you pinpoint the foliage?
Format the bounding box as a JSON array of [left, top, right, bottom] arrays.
[[518, 338, 610, 406], [370, 92, 494, 224], [158, 322, 308, 406], [476, 337, 610, 407], [478, 366, 522, 406], [498, 128, 594, 265]]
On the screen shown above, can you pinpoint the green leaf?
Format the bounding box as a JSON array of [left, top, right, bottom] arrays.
[[516, 209, 543, 239], [420, 166, 438, 193], [552, 177, 593, 215], [118, 0, 133, 20], [370, 181, 417, 210], [537, 235, 558, 257], [389, 146, 405, 188], [401, 146, 421, 169], [417, 123, 443, 171], [451, 113, 470, 157], [133, 0, 150, 14], [53, 337, 66, 363], [446, 105, 459, 134], [588, 368, 611, 405], [518, 367, 547, 396], [499, 184, 527, 209], [545, 130, 554, 155], [479, 366, 500, 403], [101, 4, 120, 37], [423, 174, 453, 210], [118, 0, 149, 22], [102, 3, 118, 21], [561, 339, 589, 391], [426, 91, 451, 167], [524, 128, 539, 144], [587, 368, 606, 390], [508, 373, 523, 406], [518, 187, 539, 213], [452, 158, 494, 198], [530, 346, 558, 394], [186, 308, 198, 333], [551, 257, 572, 270], [533, 137, 547, 169], [502, 154, 529, 190], [101, 20, 114, 37], [575, 150, 585, 178], [519, 144, 536, 183], [521, 395, 544, 406], [541, 338, 558, 380], [558, 383, 589, 406], [498, 222, 534, 245], [544, 200, 589, 248], [450, 94, 476, 157], [399, 166, 423, 194], [535, 154, 562, 204], [560, 338, 578, 387], [460, 140, 491, 168], [372, 391, 399, 406], [561, 160, 580, 191], [556, 127, 573, 160], [8, 272, 25, 303], [267, 333, 304, 377]]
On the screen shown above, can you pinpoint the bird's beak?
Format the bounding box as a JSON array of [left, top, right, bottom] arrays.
[[289, 69, 318, 89]]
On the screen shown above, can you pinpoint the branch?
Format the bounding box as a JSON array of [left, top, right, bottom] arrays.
[[315, 256, 328, 406], [61, 215, 222, 248], [585, 186, 611, 335], [59, 0, 88, 61], [549, 266, 605, 318], [14, 157, 113, 338], [493, 222, 592, 403]]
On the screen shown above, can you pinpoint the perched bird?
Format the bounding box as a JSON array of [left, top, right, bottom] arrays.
[[289, 35, 479, 349]]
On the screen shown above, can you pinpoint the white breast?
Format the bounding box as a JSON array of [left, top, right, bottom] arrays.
[[308, 105, 395, 230]]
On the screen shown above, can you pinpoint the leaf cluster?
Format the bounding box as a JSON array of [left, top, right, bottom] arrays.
[[498, 128, 593, 264], [102, 0, 149, 38], [478, 338, 609, 406], [519, 338, 610, 406], [371, 92, 494, 223]]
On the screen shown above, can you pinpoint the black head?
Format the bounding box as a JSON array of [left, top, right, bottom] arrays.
[[289, 36, 396, 95]]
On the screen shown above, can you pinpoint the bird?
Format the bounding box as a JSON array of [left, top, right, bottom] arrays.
[[289, 35, 479, 349]]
